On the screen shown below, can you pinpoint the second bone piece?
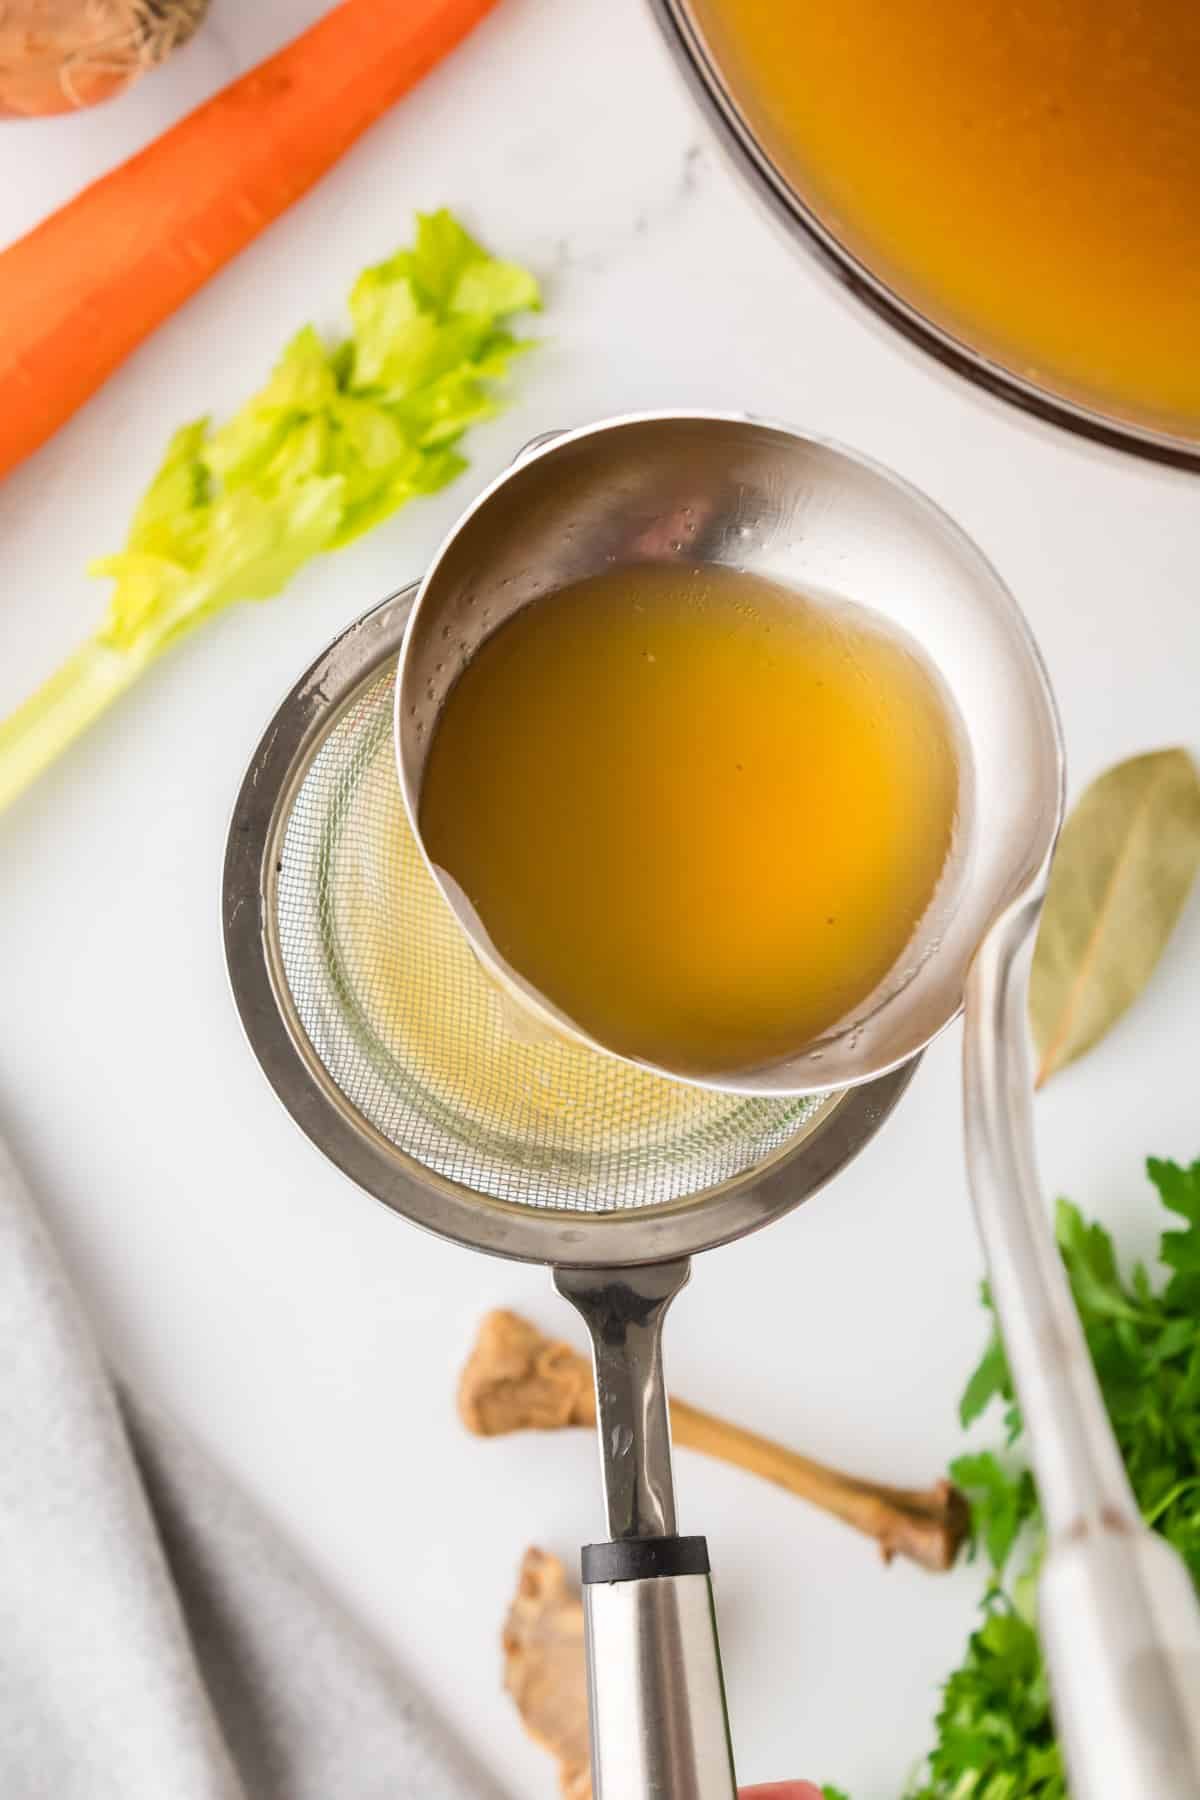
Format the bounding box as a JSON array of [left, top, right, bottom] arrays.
[[459, 1309, 968, 1573]]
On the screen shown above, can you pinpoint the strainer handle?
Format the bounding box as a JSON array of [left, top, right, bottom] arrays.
[[965, 896, 1200, 1800], [581, 1540, 737, 1800], [555, 1263, 738, 1799]]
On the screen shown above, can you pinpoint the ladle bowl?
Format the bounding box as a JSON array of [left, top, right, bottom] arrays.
[[396, 413, 1061, 1094]]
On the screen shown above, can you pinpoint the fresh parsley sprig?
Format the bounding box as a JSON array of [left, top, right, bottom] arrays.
[[827, 1157, 1200, 1798]]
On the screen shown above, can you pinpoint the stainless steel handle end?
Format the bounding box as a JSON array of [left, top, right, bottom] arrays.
[[965, 897, 1200, 1799], [1040, 1524, 1200, 1798], [584, 1552, 736, 1800]]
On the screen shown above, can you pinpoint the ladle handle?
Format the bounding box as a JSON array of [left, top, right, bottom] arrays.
[[555, 1263, 738, 1800], [965, 897, 1200, 1800]]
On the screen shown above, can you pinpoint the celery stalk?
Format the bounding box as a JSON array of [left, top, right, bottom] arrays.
[[0, 638, 149, 813], [0, 211, 538, 816]]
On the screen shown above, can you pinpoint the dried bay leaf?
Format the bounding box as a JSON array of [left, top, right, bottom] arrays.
[[1031, 748, 1200, 1086]]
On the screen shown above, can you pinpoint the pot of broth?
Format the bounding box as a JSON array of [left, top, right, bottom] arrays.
[[652, 0, 1200, 467]]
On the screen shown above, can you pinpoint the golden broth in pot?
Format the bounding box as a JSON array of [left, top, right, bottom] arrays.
[[690, 0, 1200, 441]]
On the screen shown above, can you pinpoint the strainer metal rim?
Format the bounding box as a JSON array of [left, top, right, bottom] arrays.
[[222, 582, 917, 1266]]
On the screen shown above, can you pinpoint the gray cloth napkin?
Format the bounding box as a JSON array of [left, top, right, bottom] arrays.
[[0, 1134, 498, 1800]]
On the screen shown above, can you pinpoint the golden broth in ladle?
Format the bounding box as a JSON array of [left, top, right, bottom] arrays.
[[691, 0, 1200, 440], [420, 563, 960, 1077]]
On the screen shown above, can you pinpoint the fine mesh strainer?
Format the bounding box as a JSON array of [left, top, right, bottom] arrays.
[[275, 654, 828, 1214], [224, 577, 915, 1800], [225, 416, 1200, 1800]]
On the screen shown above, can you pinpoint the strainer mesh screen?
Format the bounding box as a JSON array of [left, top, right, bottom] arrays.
[[273, 665, 823, 1212]]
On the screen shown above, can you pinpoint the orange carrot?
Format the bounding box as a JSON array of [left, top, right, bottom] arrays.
[[0, 0, 501, 481]]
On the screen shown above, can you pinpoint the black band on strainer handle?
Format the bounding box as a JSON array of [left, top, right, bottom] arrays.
[[580, 1533, 735, 1795], [582, 1534, 710, 1585]]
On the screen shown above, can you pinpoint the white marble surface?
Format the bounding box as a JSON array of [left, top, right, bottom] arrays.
[[3, 2, 1200, 1793]]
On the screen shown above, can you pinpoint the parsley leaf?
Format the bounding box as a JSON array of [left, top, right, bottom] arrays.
[[912, 1597, 1066, 1800], [949, 1452, 1038, 1573], [958, 1320, 1008, 1431]]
